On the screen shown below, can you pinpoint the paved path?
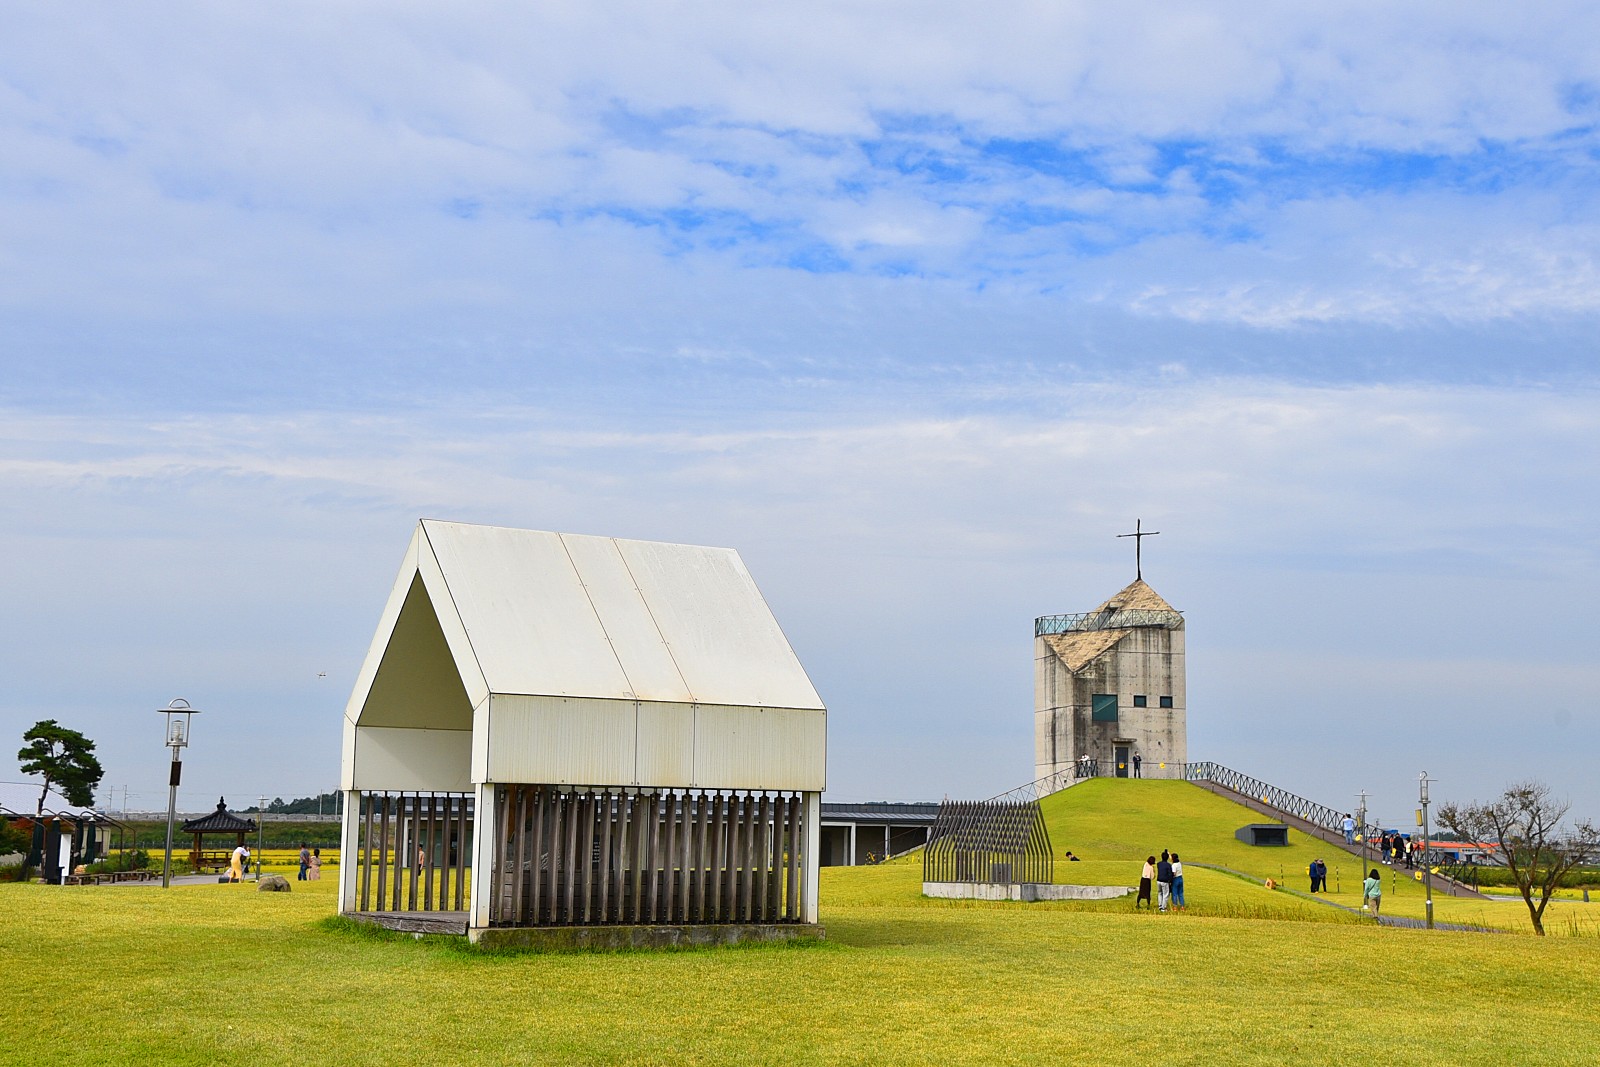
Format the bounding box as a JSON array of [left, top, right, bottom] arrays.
[[1190, 862, 1500, 933]]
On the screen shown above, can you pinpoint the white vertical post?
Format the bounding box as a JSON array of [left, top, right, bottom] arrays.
[[337, 790, 361, 914], [848, 823, 856, 867], [468, 782, 496, 930], [803, 791, 821, 924]]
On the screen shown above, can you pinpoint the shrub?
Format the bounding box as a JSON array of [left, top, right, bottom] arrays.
[[0, 861, 35, 883]]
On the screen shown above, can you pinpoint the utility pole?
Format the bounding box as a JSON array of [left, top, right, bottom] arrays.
[[1419, 771, 1435, 930], [257, 795, 267, 879]]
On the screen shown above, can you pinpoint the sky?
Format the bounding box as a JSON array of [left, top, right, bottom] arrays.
[[3, 3, 1599, 828]]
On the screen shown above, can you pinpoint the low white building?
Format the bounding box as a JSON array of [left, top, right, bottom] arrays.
[[338, 520, 826, 946]]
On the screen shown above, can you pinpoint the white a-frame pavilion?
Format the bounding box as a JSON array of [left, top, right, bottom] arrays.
[[338, 520, 826, 945]]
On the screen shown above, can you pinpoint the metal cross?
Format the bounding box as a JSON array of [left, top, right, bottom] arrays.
[[1116, 519, 1160, 580]]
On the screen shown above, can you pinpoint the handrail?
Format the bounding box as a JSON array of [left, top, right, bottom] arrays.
[[983, 765, 1099, 806], [984, 759, 1472, 881], [1180, 761, 1471, 875], [1035, 609, 1184, 636]]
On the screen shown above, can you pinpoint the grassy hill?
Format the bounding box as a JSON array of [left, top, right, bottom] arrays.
[[1031, 777, 1585, 932], [1040, 777, 1360, 883]]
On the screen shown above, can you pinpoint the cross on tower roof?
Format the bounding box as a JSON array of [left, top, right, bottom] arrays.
[[1116, 519, 1160, 580]]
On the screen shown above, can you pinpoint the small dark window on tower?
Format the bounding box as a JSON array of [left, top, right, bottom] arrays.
[[1160, 696, 1174, 708], [1091, 694, 1118, 722], [1132, 695, 1147, 707]]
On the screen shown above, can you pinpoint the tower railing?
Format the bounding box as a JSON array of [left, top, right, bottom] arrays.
[[1034, 609, 1184, 636]]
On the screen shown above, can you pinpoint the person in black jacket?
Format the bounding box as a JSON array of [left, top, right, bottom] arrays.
[[1156, 850, 1174, 912]]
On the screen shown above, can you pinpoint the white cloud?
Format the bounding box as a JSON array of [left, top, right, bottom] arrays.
[[3, 379, 1598, 817]]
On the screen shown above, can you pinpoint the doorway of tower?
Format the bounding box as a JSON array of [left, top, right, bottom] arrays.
[[1114, 743, 1131, 778]]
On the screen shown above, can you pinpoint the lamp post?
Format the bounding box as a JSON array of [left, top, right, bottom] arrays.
[[257, 795, 267, 879], [157, 699, 200, 889], [1355, 790, 1369, 883], [1419, 771, 1435, 930]]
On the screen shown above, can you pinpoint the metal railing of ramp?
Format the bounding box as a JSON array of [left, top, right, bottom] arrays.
[[984, 759, 1468, 879]]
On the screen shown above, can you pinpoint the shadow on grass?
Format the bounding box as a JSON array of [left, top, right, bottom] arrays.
[[314, 914, 837, 960]]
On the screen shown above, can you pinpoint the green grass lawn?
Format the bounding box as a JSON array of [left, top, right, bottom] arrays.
[[4, 780, 1598, 1065]]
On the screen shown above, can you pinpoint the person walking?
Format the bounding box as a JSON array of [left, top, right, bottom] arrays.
[[1170, 852, 1186, 910], [309, 847, 322, 881], [1137, 856, 1155, 909], [298, 842, 311, 881], [1342, 813, 1356, 846], [1363, 868, 1382, 915], [1132, 753, 1143, 779], [1156, 850, 1174, 912]]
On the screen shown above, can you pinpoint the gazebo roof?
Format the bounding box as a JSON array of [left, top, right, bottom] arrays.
[[180, 797, 257, 834]]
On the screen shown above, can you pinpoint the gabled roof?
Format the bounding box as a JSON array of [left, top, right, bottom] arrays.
[[1092, 578, 1176, 614], [348, 520, 824, 729], [179, 797, 257, 834]]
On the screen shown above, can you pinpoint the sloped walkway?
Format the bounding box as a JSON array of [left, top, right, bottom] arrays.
[[1190, 861, 1500, 933], [1188, 777, 1487, 900]]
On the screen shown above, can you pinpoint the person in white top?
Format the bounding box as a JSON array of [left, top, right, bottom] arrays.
[[1170, 853, 1186, 910]]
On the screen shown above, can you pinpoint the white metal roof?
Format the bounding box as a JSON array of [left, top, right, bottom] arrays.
[[349, 520, 824, 724], [0, 781, 96, 819]]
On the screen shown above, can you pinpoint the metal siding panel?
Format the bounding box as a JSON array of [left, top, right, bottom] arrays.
[[351, 727, 473, 792], [615, 539, 825, 711], [486, 694, 637, 785], [422, 522, 633, 700], [471, 696, 491, 783], [634, 700, 694, 787], [692, 705, 826, 791], [560, 534, 695, 703]]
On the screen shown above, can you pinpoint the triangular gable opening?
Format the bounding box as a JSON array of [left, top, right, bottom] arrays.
[[357, 572, 474, 730]]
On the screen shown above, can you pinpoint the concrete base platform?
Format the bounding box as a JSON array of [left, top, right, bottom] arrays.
[[468, 922, 825, 951], [923, 881, 1132, 901], [348, 911, 470, 935]]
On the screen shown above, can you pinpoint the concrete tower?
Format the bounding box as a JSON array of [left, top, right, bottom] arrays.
[[1034, 578, 1186, 781]]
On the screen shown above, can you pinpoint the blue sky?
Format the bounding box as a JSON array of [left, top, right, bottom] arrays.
[[3, 3, 1599, 825]]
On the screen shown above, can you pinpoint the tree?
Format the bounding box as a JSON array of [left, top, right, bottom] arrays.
[[1438, 780, 1599, 936], [17, 719, 104, 816], [0, 816, 31, 856]]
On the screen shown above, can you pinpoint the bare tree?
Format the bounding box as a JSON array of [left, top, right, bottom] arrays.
[[1438, 781, 1599, 936]]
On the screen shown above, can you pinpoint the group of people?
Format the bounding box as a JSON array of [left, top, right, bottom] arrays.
[[1307, 857, 1329, 892], [1376, 831, 1418, 868], [298, 843, 322, 881], [1135, 850, 1185, 911]]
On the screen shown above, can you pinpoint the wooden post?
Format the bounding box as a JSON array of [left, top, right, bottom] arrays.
[[528, 786, 544, 924], [704, 790, 723, 921], [756, 793, 772, 922], [453, 792, 467, 912], [785, 793, 800, 922], [630, 793, 647, 924], [376, 794, 390, 913], [563, 790, 580, 924], [598, 790, 608, 921], [359, 792, 373, 912], [422, 793, 435, 911], [508, 783, 528, 927]]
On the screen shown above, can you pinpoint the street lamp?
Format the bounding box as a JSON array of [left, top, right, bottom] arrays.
[[1419, 771, 1435, 930], [157, 699, 200, 889], [1355, 790, 1370, 894]]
